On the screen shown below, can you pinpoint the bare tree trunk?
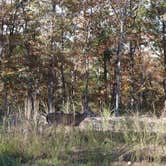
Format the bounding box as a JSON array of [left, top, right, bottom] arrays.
[[111, 66, 116, 109], [115, 19, 124, 116], [70, 65, 77, 112], [52, 59, 58, 110], [47, 1, 57, 113], [103, 50, 108, 104], [71, 69, 76, 97], [129, 41, 135, 112], [61, 62, 66, 104], [60, 14, 66, 104], [83, 30, 90, 112], [138, 56, 144, 113], [25, 80, 34, 120], [47, 71, 52, 113], [24, 90, 32, 120], [24, 85, 39, 122], [0, 11, 6, 117], [83, 2, 93, 113], [0, 13, 4, 58], [32, 88, 39, 123], [129, 0, 135, 112], [47, 68, 55, 113], [163, 20, 166, 113], [2, 89, 7, 117], [84, 60, 90, 111]]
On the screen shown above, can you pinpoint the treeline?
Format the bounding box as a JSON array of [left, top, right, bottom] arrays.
[[0, 0, 165, 121]]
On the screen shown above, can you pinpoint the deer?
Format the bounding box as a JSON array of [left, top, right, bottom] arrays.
[[46, 106, 96, 126]]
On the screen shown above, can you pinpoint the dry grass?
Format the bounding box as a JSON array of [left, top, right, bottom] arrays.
[[0, 113, 166, 165]]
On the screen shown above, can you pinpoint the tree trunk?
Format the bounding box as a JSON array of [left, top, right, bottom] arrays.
[[47, 72, 52, 113], [0, 15, 4, 58], [110, 65, 116, 109], [47, 69, 55, 113], [61, 63, 66, 104], [129, 41, 135, 112], [84, 63, 89, 111], [52, 59, 58, 110], [103, 52, 108, 104], [71, 69, 76, 97], [24, 85, 39, 122], [61, 17, 66, 104], [32, 88, 39, 123], [47, 1, 57, 113], [2, 89, 7, 117], [0, 14, 6, 117], [84, 31, 90, 112], [129, 0, 135, 112], [115, 19, 124, 116], [163, 20, 166, 113], [139, 67, 144, 112], [83, 4, 93, 112], [25, 90, 32, 120]]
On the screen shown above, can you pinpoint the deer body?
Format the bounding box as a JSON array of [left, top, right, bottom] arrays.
[[46, 110, 96, 126]]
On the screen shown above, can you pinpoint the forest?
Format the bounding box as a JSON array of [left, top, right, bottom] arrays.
[[0, 0, 166, 165]]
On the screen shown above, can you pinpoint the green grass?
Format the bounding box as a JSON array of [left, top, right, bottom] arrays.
[[0, 115, 166, 166]]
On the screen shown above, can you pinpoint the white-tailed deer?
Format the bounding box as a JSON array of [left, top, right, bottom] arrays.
[[46, 108, 96, 126]]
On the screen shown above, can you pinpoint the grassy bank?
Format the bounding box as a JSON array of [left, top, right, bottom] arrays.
[[0, 116, 166, 166]]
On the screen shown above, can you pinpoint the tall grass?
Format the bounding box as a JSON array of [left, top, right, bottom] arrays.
[[0, 113, 166, 165]]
